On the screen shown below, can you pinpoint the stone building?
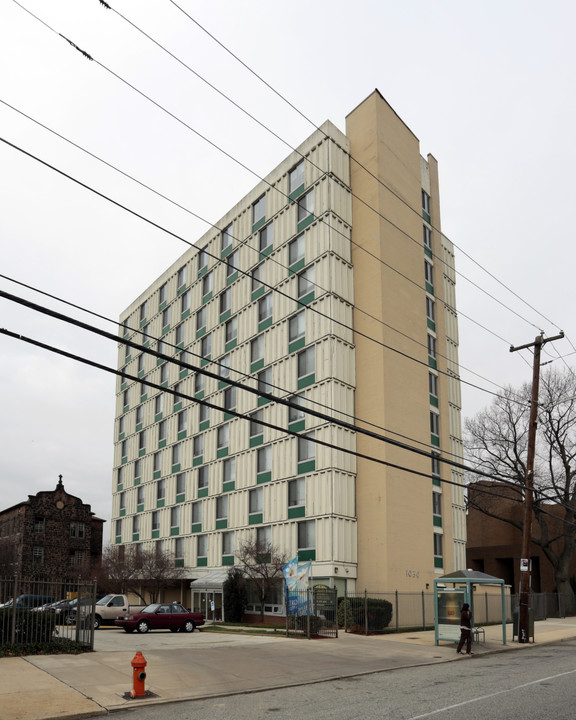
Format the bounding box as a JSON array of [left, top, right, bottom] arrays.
[[0, 477, 104, 579]]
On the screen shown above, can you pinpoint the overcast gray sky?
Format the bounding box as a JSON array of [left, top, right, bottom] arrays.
[[1, 0, 574, 534]]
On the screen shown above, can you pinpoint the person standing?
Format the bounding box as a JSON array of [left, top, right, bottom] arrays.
[[457, 603, 474, 655]]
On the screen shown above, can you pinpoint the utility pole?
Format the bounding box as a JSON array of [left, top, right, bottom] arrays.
[[510, 331, 564, 643]]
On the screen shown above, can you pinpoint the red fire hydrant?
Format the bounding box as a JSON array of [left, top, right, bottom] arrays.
[[130, 651, 147, 698]]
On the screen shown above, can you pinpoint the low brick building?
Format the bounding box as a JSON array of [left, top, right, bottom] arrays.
[[466, 481, 576, 594], [0, 476, 104, 579]]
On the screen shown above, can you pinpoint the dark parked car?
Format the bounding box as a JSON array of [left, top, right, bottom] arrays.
[[115, 603, 205, 634]]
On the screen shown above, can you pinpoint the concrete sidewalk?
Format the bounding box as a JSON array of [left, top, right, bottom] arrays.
[[2, 618, 576, 720]]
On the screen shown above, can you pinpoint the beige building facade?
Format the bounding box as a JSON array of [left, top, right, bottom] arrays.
[[111, 90, 465, 608]]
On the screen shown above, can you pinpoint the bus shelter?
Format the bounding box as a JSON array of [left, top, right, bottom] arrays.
[[434, 570, 507, 646]]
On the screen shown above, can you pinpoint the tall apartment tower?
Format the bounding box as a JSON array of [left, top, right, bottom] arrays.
[[112, 90, 465, 609]]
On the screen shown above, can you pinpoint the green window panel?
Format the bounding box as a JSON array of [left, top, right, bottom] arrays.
[[428, 357, 437, 370], [162, 324, 171, 336], [425, 281, 434, 295], [297, 215, 314, 233], [288, 420, 305, 434], [299, 293, 314, 308], [298, 549, 316, 562], [422, 210, 431, 223], [424, 246, 433, 259], [225, 338, 237, 352], [249, 513, 263, 525], [138, 448, 146, 458], [197, 557, 208, 567], [220, 309, 231, 323], [224, 412, 234, 422], [173, 401, 183, 412], [289, 337, 306, 354], [115, 536, 122, 544], [177, 284, 186, 296], [298, 460, 315, 475], [176, 493, 185, 504], [117, 484, 123, 492], [121, 456, 128, 465], [134, 477, 141, 486], [259, 244, 273, 259], [170, 527, 179, 536], [197, 487, 208, 498], [288, 506, 306, 519], [432, 477, 441, 487], [202, 291, 213, 304], [218, 380, 229, 390], [121, 381, 127, 391], [156, 357, 164, 367], [191, 523, 202, 534], [123, 405, 129, 415], [251, 359, 264, 374], [193, 456, 204, 467], [226, 272, 238, 286], [179, 369, 188, 380], [257, 471, 272, 484], [137, 503, 144, 513], [258, 395, 271, 407], [153, 470, 161, 480], [222, 555, 234, 566], [201, 357, 211, 368], [433, 515, 443, 527], [125, 354, 132, 365], [217, 447, 229, 459], [431, 435, 440, 448], [152, 530, 160, 539], [156, 499, 165, 508], [176, 559, 184, 567], [198, 265, 207, 278], [140, 392, 148, 402], [181, 309, 191, 321], [143, 340, 150, 349], [119, 508, 126, 517], [158, 440, 166, 449], [434, 557, 444, 569], [252, 216, 266, 233], [195, 390, 205, 400], [159, 300, 167, 312], [223, 481, 235, 493], [199, 420, 210, 432], [289, 259, 305, 275], [297, 373, 315, 390], [216, 519, 228, 530], [427, 319, 436, 332], [177, 430, 187, 441], [132, 533, 140, 542], [221, 246, 233, 259], [250, 435, 264, 448], [251, 286, 266, 302], [258, 317, 273, 333], [289, 184, 305, 201], [430, 395, 439, 408], [137, 370, 145, 379], [196, 327, 206, 340], [172, 463, 181, 474]]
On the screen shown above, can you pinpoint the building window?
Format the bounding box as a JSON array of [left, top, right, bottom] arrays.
[[288, 393, 305, 424], [137, 354, 145, 375], [225, 317, 238, 344], [257, 445, 271, 474], [258, 367, 273, 396], [257, 525, 271, 548], [132, 515, 140, 536], [171, 506, 180, 531], [223, 457, 236, 485], [162, 306, 171, 330], [297, 189, 314, 225], [137, 485, 144, 507], [297, 347, 315, 383], [249, 487, 263, 515], [178, 409, 188, 434], [429, 372, 438, 399], [252, 195, 266, 227], [251, 335, 265, 365], [32, 546, 44, 564], [181, 289, 191, 315], [194, 434, 204, 458], [433, 533, 443, 565], [70, 550, 86, 566], [216, 495, 228, 521], [123, 388, 129, 410], [172, 442, 182, 467], [199, 403, 210, 427], [157, 478, 166, 501], [298, 266, 314, 299], [217, 423, 229, 449], [139, 301, 148, 324], [138, 430, 146, 453], [220, 354, 231, 381], [298, 520, 315, 552], [177, 265, 187, 290], [176, 472, 186, 497], [70, 522, 86, 539], [192, 501, 202, 525], [196, 306, 207, 334], [134, 406, 143, 429], [175, 537, 184, 565], [198, 249, 208, 273], [155, 394, 164, 416], [226, 250, 239, 278], [117, 466, 124, 488], [430, 412, 440, 438], [427, 334, 436, 359], [433, 492, 442, 518], [224, 386, 236, 412], [252, 263, 265, 294], [250, 409, 264, 438], [151, 511, 160, 532], [424, 260, 434, 287], [160, 362, 169, 385], [289, 161, 305, 195], [259, 222, 274, 253], [221, 222, 233, 252], [288, 234, 305, 267], [202, 271, 214, 297], [426, 297, 435, 323], [220, 288, 231, 316], [222, 531, 234, 557], [298, 433, 315, 465], [195, 372, 205, 395], [134, 458, 142, 482], [258, 293, 273, 324], [197, 465, 208, 490], [431, 453, 441, 478], [201, 333, 212, 359], [153, 451, 162, 475], [422, 190, 431, 215], [159, 282, 167, 307], [289, 311, 305, 343], [158, 420, 167, 445], [423, 225, 432, 250], [288, 478, 305, 508], [197, 535, 207, 560]]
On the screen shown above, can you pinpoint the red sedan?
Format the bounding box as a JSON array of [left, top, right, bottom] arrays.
[[115, 603, 205, 634]]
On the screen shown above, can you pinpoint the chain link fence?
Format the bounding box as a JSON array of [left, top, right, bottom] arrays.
[[0, 576, 97, 650]]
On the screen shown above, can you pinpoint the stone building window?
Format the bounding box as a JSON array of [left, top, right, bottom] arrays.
[[70, 522, 86, 539]]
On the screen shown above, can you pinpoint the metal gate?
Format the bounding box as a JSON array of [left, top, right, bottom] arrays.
[[285, 587, 338, 638]]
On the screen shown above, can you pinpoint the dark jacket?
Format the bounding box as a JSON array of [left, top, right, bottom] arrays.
[[460, 608, 472, 629]]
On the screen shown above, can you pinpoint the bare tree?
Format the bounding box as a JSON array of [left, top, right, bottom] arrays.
[[236, 538, 288, 623], [98, 545, 184, 604], [465, 369, 576, 598]]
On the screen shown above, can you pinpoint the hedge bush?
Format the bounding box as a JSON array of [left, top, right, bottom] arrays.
[[286, 613, 323, 636], [338, 597, 393, 632]]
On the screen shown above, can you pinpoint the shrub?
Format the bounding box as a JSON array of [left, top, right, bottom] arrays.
[[286, 614, 323, 636], [338, 597, 393, 632], [0, 609, 57, 645], [223, 568, 247, 623]]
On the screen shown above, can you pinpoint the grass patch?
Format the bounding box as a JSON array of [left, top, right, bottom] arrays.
[[0, 639, 92, 658], [201, 623, 284, 635]]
